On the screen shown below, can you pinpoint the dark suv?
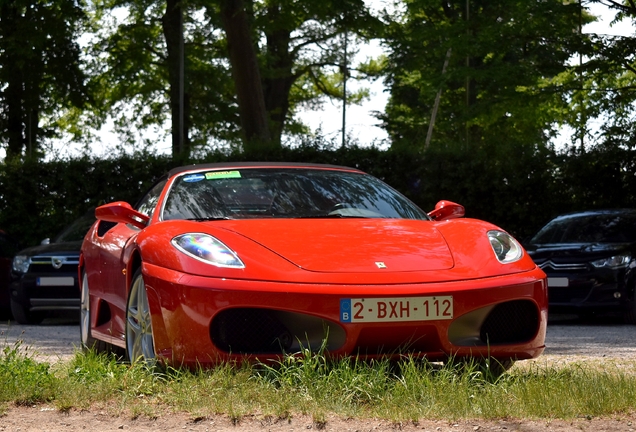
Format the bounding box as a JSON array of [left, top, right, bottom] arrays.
[[9, 213, 94, 324], [524, 209, 636, 323]]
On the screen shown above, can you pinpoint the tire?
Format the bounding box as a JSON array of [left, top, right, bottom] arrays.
[[125, 268, 156, 365], [0, 305, 12, 321], [80, 272, 114, 354], [623, 296, 636, 325], [10, 297, 45, 325]]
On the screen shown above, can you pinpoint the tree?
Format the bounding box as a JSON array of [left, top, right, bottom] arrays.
[[251, 0, 380, 145], [219, 0, 272, 150], [381, 0, 584, 151], [215, 0, 380, 149], [82, 0, 243, 159], [0, 0, 88, 161], [162, 0, 188, 156], [84, 0, 379, 155], [562, 0, 636, 150]]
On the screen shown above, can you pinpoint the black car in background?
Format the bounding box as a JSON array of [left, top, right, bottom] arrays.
[[9, 213, 94, 324], [524, 209, 636, 324]]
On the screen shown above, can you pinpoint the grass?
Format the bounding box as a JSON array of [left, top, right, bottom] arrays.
[[1, 341, 635, 423]]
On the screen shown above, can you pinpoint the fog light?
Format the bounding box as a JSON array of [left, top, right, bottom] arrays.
[[614, 292, 622, 299]]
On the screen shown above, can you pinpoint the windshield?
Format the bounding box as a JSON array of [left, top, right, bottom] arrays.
[[161, 168, 428, 221], [54, 212, 96, 243], [530, 212, 636, 244]]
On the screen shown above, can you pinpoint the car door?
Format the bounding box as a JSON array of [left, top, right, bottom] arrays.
[[89, 179, 168, 341]]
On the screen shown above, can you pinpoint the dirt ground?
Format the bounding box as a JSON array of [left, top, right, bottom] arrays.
[[1, 405, 635, 432]]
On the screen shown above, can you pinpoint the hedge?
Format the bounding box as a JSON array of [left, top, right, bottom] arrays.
[[1, 142, 635, 249]]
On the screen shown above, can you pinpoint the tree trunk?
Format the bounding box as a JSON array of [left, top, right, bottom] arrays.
[[4, 75, 25, 161], [1, 2, 25, 160], [261, 5, 295, 145], [162, 0, 190, 159], [220, 0, 273, 151]]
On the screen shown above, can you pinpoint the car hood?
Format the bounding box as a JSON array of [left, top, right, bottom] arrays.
[[220, 219, 454, 273], [16, 240, 82, 257]]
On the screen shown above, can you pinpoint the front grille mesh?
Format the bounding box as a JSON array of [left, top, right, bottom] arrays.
[[211, 308, 292, 354], [29, 255, 79, 273], [538, 260, 587, 272], [480, 300, 538, 344]]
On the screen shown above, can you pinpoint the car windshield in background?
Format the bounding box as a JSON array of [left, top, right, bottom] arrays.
[[530, 212, 636, 244], [54, 213, 96, 243], [162, 168, 429, 221]]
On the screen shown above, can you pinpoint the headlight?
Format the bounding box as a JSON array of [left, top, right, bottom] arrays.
[[590, 254, 631, 269], [172, 233, 245, 268], [12, 255, 30, 273], [488, 230, 523, 264]]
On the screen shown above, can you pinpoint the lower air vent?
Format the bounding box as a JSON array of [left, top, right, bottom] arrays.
[[210, 308, 346, 354], [449, 299, 540, 347], [480, 300, 538, 344]]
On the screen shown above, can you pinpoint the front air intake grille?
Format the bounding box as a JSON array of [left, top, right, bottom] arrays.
[[538, 260, 587, 272], [211, 308, 292, 354], [479, 300, 538, 344], [30, 255, 79, 273], [210, 308, 347, 355]]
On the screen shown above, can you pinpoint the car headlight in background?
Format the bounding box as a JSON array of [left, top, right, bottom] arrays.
[[172, 233, 245, 268], [12, 255, 30, 273], [590, 254, 631, 269], [488, 230, 523, 264]]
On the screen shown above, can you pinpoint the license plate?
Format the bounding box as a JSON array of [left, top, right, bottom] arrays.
[[37, 277, 75, 287], [340, 296, 453, 323], [547, 277, 569, 287]]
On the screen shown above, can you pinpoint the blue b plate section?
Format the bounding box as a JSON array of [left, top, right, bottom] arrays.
[[340, 299, 352, 322]]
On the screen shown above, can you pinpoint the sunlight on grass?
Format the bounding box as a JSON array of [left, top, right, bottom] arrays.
[[1, 343, 635, 423]]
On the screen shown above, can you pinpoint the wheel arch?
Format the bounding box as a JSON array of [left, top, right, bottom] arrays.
[[126, 249, 143, 292], [125, 249, 172, 362]]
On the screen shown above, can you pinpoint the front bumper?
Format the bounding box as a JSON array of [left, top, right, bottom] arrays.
[[10, 273, 80, 311], [545, 270, 633, 314], [141, 263, 547, 367]]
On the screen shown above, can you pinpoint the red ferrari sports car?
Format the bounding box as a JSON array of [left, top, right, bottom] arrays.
[[80, 162, 547, 370]]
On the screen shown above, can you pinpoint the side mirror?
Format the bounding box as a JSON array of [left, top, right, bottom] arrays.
[[428, 200, 465, 221], [95, 202, 150, 230]]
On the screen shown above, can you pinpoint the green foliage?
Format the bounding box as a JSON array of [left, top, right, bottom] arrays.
[[560, 1, 636, 150], [0, 341, 56, 405], [81, 0, 241, 152], [0, 153, 175, 246], [0, 0, 88, 160], [76, 0, 384, 153], [381, 0, 583, 151], [3, 346, 636, 423]]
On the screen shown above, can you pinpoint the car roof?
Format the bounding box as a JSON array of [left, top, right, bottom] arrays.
[[551, 209, 636, 220], [167, 162, 363, 178]]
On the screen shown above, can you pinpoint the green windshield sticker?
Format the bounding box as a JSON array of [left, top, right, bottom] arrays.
[[205, 170, 242, 180]]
